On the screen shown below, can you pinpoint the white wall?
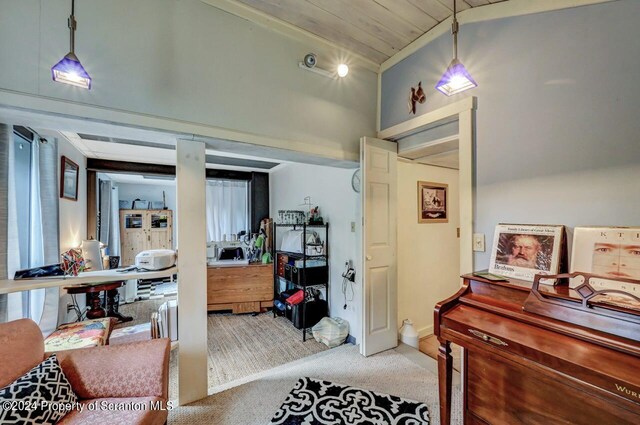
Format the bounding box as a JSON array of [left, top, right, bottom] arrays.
[[57, 136, 87, 324], [116, 182, 177, 249], [0, 0, 377, 161], [381, 0, 640, 269], [270, 163, 361, 341], [397, 161, 459, 337]]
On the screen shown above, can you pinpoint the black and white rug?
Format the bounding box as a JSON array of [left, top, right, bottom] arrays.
[[137, 278, 177, 300], [270, 377, 430, 425]]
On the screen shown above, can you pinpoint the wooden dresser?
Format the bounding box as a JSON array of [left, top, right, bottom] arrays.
[[435, 274, 640, 425], [207, 264, 273, 314]]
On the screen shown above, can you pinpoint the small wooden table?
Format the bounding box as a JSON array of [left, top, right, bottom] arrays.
[[65, 281, 133, 323]]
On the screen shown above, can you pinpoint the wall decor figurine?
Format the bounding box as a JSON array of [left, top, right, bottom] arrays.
[[408, 81, 426, 114]]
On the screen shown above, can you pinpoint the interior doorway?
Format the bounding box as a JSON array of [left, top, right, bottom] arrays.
[[361, 98, 476, 357]]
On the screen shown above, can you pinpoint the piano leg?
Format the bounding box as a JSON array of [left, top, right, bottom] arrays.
[[438, 339, 453, 425]]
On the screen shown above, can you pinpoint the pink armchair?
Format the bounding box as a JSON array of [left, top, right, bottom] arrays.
[[0, 319, 170, 425]]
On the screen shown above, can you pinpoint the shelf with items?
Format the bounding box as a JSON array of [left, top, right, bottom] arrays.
[[272, 222, 329, 341]]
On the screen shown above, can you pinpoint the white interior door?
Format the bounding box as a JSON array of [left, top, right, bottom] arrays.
[[360, 137, 398, 357]]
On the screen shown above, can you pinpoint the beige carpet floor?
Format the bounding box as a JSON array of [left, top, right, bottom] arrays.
[[168, 344, 463, 425]]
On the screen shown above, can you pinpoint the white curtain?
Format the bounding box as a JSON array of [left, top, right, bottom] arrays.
[[109, 185, 120, 258], [6, 133, 59, 334], [205, 180, 249, 242], [0, 124, 9, 323]]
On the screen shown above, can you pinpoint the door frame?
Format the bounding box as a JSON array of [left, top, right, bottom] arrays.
[[376, 96, 477, 276], [361, 97, 477, 352]]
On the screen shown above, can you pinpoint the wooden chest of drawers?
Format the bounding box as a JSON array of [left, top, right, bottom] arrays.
[[435, 275, 640, 425], [207, 264, 273, 314]]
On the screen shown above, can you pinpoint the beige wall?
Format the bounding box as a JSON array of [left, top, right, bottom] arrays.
[[58, 138, 87, 252], [57, 136, 87, 324], [397, 160, 459, 337]]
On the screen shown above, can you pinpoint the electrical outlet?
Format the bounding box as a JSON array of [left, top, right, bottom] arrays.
[[350, 221, 356, 232], [473, 233, 485, 252]]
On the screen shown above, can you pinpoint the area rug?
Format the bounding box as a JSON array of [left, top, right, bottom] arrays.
[[269, 377, 429, 424], [168, 344, 463, 425], [136, 278, 177, 300]]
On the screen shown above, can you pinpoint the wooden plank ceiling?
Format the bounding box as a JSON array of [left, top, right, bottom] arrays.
[[235, 0, 507, 65]]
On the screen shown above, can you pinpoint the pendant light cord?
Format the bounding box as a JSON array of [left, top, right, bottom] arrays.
[[68, 0, 76, 54], [451, 0, 459, 60]]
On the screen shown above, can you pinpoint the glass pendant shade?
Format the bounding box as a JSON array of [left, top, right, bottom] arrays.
[[435, 58, 477, 96], [51, 51, 92, 89]]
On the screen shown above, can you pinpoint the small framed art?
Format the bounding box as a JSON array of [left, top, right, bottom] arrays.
[[60, 156, 79, 201], [418, 181, 447, 223]]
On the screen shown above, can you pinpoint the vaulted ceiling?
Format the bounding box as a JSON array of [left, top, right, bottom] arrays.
[[234, 0, 508, 64]]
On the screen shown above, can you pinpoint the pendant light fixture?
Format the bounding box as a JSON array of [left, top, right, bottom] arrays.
[[51, 0, 92, 89], [435, 0, 476, 96]]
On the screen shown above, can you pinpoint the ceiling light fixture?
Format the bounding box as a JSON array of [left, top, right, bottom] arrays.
[[299, 53, 348, 79], [435, 0, 476, 96], [337, 64, 349, 78], [51, 0, 92, 89]]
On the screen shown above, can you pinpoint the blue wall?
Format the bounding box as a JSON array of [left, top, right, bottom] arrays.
[[381, 0, 640, 269]]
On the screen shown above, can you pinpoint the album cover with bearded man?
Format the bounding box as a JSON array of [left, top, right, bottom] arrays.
[[489, 224, 565, 283]]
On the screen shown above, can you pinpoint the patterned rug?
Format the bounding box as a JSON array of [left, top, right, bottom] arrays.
[[269, 377, 430, 425], [137, 279, 177, 300]]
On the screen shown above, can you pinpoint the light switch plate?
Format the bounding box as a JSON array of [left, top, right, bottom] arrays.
[[473, 233, 485, 252], [351, 222, 356, 232]]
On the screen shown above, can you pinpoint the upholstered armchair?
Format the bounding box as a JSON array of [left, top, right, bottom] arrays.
[[0, 319, 170, 425]]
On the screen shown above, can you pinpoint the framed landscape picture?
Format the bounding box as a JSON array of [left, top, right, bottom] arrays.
[[60, 156, 79, 201], [489, 224, 565, 283], [418, 181, 447, 223]]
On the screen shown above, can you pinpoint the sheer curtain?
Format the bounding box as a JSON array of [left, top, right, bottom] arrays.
[[205, 180, 249, 242], [6, 131, 59, 334], [0, 124, 9, 323]]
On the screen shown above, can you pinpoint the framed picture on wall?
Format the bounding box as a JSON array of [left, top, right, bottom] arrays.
[[489, 224, 565, 283], [417, 181, 447, 223], [60, 156, 79, 201]]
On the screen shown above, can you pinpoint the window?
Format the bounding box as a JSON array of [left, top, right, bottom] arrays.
[[205, 179, 249, 242]]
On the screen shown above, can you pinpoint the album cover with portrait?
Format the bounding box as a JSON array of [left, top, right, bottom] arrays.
[[489, 224, 565, 284], [570, 226, 640, 281]]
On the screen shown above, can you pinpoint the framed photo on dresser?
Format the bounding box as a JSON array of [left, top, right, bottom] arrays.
[[489, 224, 565, 284]]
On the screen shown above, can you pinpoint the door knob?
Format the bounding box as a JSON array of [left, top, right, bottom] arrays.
[[366, 255, 372, 261]]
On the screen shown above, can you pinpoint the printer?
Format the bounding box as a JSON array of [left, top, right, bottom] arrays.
[[135, 249, 176, 271]]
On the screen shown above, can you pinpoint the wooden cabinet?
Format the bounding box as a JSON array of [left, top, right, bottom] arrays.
[[119, 210, 173, 266], [435, 275, 640, 425], [207, 264, 273, 314]]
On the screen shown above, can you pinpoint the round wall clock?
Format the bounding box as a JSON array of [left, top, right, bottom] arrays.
[[351, 169, 361, 193]]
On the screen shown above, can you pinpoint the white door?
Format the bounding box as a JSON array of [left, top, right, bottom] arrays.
[[360, 137, 398, 357]]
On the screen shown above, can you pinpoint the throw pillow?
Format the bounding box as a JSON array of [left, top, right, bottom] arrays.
[[0, 354, 78, 424]]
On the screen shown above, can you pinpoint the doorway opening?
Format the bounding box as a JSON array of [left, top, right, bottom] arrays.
[[361, 98, 476, 359], [1, 107, 361, 404]]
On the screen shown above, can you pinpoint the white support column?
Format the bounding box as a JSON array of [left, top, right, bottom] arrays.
[[458, 108, 475, 275], [176, 139, 208, 405]]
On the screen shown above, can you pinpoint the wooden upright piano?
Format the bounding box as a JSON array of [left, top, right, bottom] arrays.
[[435, 272, 640, 425]]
